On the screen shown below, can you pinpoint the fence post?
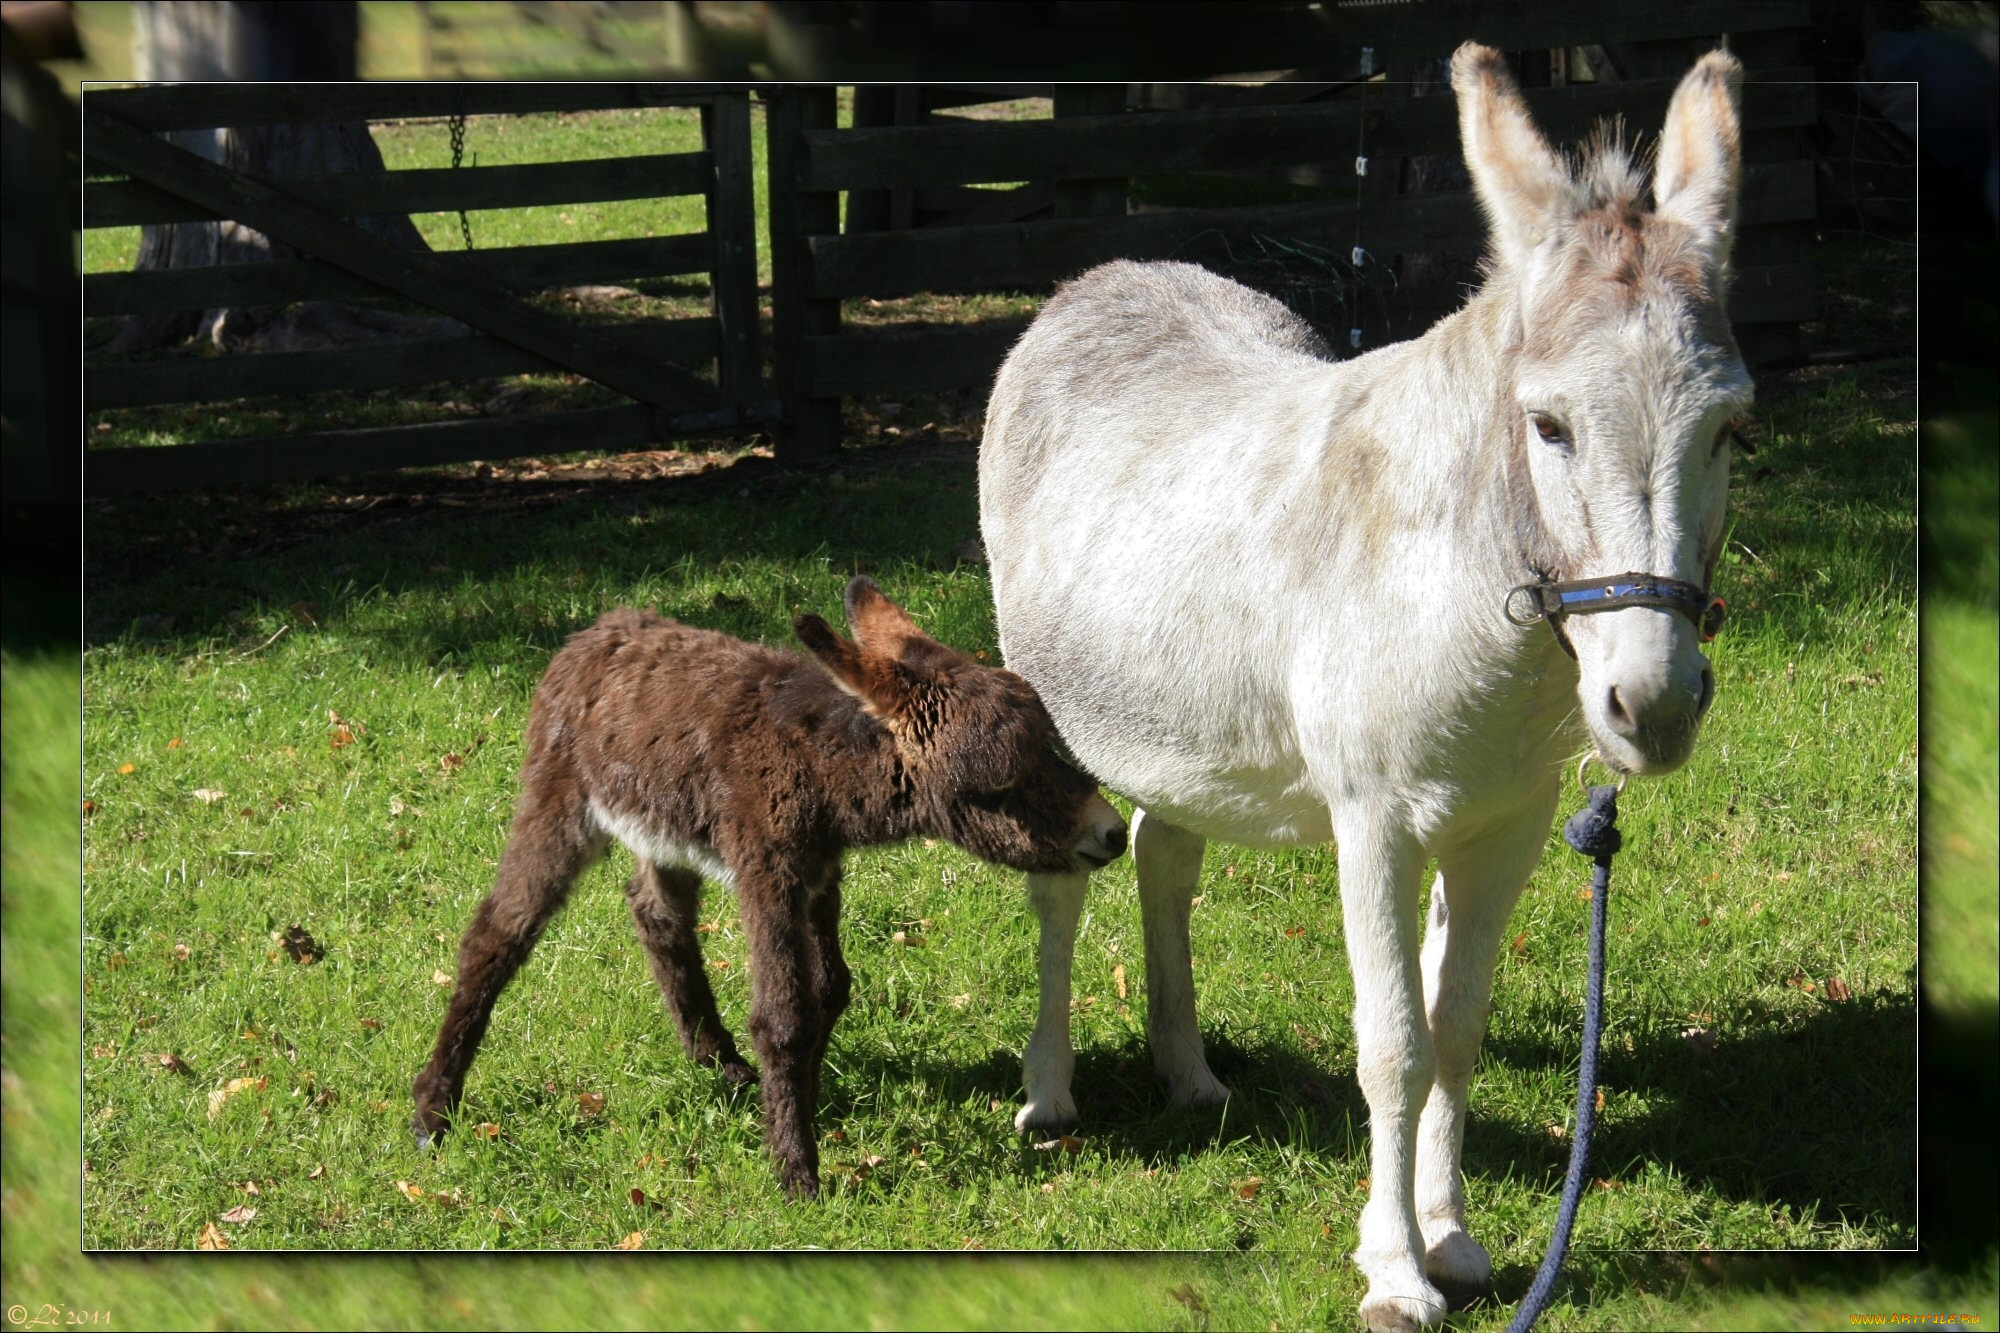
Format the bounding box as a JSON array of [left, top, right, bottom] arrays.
[[1052, 85, 1127, 220], [703, 89, 761, 409], [766, 84, 841, 465]]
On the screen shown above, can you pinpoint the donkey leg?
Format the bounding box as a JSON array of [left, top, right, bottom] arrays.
[[737, 866, 824, 1199], [1415, 804, 1555, 1305], [625, 860, 754, 1086], [1016, 870, 1087, 1134], [1133, 808, 1229, 1108], [412, 783, 605, 1145], [1336, 809, 1447, 1333]]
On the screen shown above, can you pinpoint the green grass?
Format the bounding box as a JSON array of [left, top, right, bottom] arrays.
[[48, 326, 1924, 1322]]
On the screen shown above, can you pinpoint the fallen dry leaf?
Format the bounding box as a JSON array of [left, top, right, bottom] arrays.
[[577, 1092, 607, 1117], [168, 737, 187, 750], [1113, 963, 1128, 999], [1236, 1176, 1264, 1200], [119, 763, 136, 775], [83, 800, 98, 816], [1284, 926, 1306, 939], [474, 1122, 502, 1140], [359, 1018, 384, 1031], [1511, 933, 1529, 958], [395, 1180, 425, 1201], [236, 1180, 261, 1197], [1169, 1284, 1208, 1316], [207, 1076, 267, 1120], [891, 930, 925, 947], [1682, 1027, 1719, 1055], [616, 1230, 646, 1250], [196, 1221, 229, 1250], [1546, 1122, 1568, 1140], [948, 993, 971, 1009], [1595, 1088, 1606, 1112], [308, 1165, 327, 1180], [173, 943, 191, 961], [155, 1051, 193, 1075], [440, 751, 464, 771], [1826, 976, 1853, 1002], [91, 1042, 118, 1059], [330, 725, 356, 749], [432, 969, 453, 986], [219, 1205, 257, 1224]]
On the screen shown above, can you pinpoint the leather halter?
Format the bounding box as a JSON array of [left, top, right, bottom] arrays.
[[1505, 572, 1727, 660]]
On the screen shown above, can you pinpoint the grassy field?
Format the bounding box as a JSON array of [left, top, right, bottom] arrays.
[[15, 30, 1992, 1328]]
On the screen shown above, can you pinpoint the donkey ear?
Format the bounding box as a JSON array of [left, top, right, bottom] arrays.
[[1452, 43, 1578, 276], [843, 576, 924, 655], [1653, 50, 1743, 272], [796, 613, 910, 720]]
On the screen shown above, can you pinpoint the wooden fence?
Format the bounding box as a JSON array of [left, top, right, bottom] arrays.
[[80, 2, 1822, 486], [82, 82, 762, 492], [768, 2, 1819, 460]]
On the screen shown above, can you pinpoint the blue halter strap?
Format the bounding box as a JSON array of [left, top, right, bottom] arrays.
[[1505, 572, 1726, 658]]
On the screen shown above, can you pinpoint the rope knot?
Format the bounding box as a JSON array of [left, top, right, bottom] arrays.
[[1563, 784, 1623, 859]]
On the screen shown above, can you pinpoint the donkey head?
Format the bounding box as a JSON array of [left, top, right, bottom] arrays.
[[1455, 43, 1754, 775], [795, 576, 1127, 872]]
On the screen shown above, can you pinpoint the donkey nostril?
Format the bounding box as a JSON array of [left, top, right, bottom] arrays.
[[1697, 666, 1715, 715], [1606, 685, 1632, 730], [1102, 826, 1127, 858]]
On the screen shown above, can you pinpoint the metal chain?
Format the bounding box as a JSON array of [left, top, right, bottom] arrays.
[[448, 104, 474, 251]]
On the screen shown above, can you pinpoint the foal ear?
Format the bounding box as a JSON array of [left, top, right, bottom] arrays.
[[1452, 43, 1577, 277], [796, 613, 911, 720], [1653, 50, 1744, 273], [843, 576, 924, 655]]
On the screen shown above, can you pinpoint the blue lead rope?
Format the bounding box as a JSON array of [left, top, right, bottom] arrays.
[[1507, 784, 1622, 1333]]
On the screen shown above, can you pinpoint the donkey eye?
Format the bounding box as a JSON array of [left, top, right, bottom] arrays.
[[1714, 415, 1755, 458], [1529, 413, 1572, 454]]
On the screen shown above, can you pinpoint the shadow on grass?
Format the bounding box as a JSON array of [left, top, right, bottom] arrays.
[[84, 440, 988, 659], [803, 984, 1914, 1249]]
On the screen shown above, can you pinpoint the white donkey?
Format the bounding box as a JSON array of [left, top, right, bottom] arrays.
[[980, 44, 1750, 1331]]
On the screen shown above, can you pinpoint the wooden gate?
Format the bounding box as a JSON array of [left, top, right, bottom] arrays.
[[82, 83, 763, 492]]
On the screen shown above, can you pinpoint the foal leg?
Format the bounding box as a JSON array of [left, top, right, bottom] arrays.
[[625, 860, 753, 1085], [1415, 802, 1555, 1304], [803, 865, 851, 1057], [736, 864, 824, 1199], [1335, 808, 1445, 1333], [413, 779, 605, 1144], [1016, 870, 1087, 1134], [1133, 808, 1229, 1107]]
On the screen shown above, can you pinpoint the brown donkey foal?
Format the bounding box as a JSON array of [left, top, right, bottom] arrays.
[[413, 576, 1128, 1197]]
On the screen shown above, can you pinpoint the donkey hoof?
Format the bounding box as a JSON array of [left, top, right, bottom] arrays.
[[717, 1058, 757, 1087], [1013, 1097, 1079, 1136], [1424, 1231, 1494, 1308], [1165, 1068, 1231, 1109], [1359, 1286, 1448, 1333]]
